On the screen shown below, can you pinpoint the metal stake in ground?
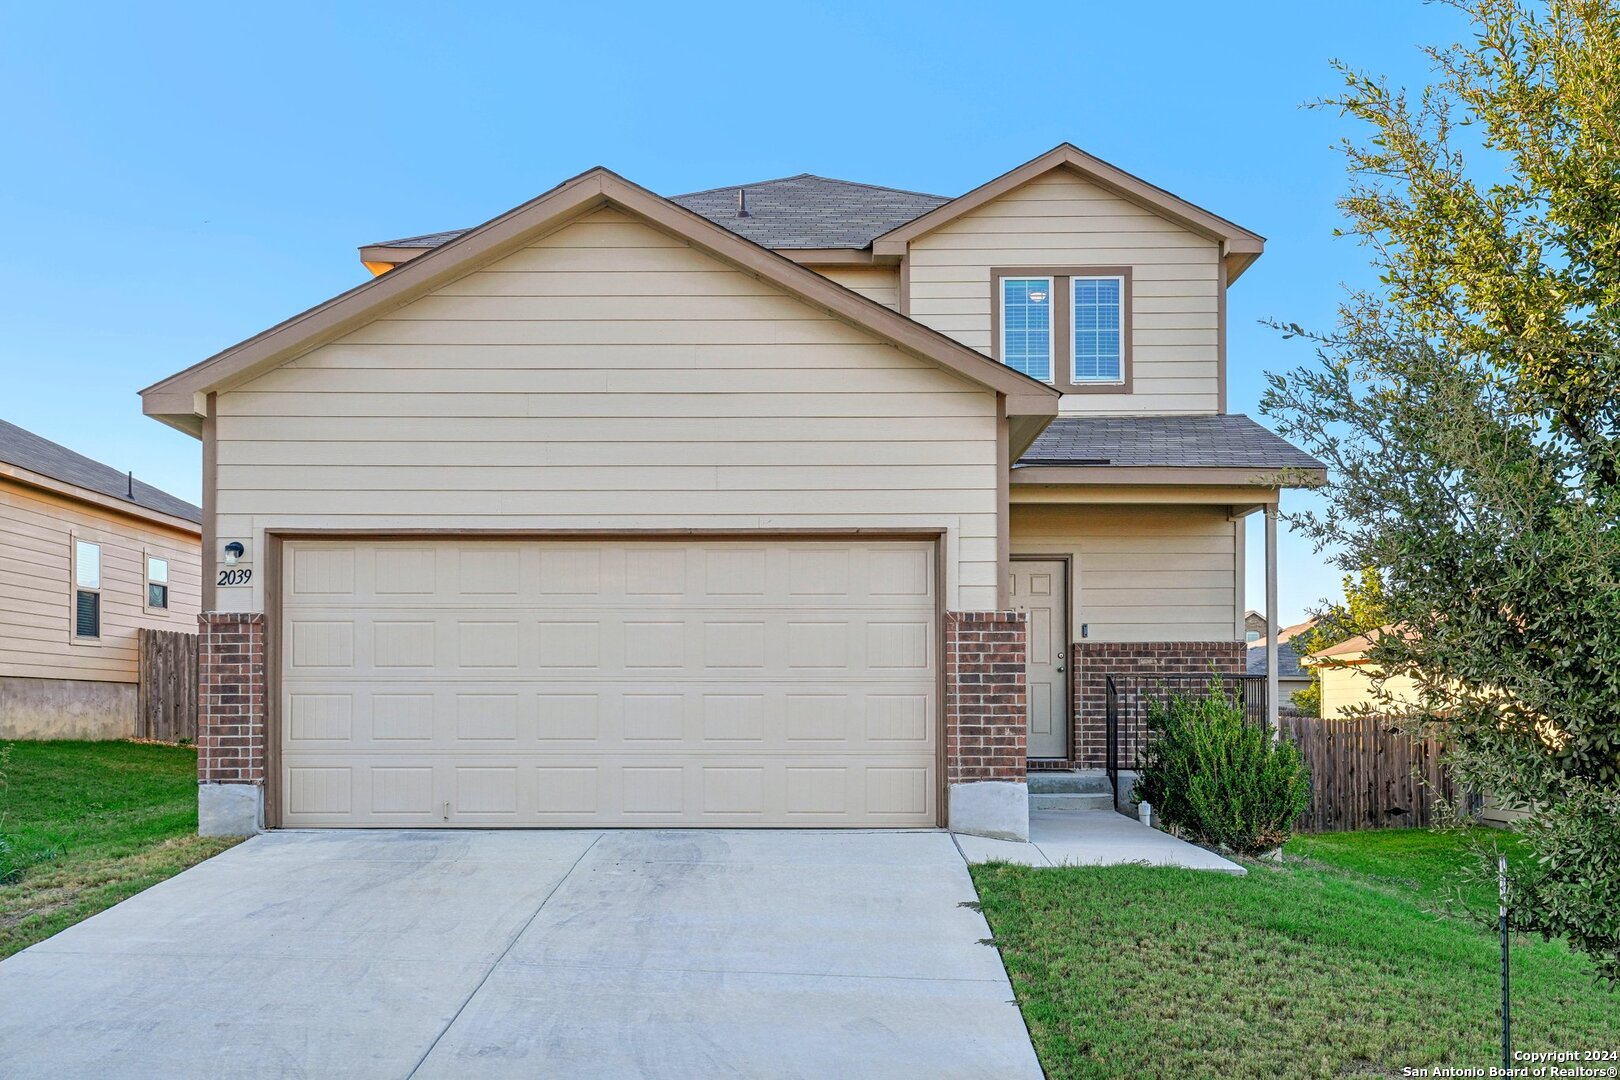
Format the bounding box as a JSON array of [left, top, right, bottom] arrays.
[[1499, 854, 1511, 1077]]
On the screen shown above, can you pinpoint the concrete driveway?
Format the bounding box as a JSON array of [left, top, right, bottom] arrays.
[[0, 830, 1041, 1079]]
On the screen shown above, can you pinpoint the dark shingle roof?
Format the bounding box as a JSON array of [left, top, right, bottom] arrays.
[[368, 174, 950, 253], [0, 419, 201, 524], [1016, 415, 1325, 471], [369, 229, 467, 249], [668, 174, 949, 249], [1248, 639, 1308, 679]]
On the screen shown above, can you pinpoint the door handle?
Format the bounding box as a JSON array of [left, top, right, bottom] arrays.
[[1056, 665, 1065, 673]]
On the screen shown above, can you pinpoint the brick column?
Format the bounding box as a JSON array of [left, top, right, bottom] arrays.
[[197, 612, 267, 834], [1071, 640, 1246, 768], [944, 611, 1028, 840]]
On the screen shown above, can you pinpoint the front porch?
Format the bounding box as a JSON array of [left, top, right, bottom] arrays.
[[944, 415, 1315, 841]]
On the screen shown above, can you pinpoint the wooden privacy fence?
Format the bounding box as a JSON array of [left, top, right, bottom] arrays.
[[138, 628, 198, 742], [1279, 710, 1457, 833]]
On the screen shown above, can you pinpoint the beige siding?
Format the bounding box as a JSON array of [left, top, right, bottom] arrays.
[[1319, 664, 1424, 719], [214, 207, 1000, 612], [1010, 503, 1238, 640], [0, 478, 202, 683], [813, 265, 900, 310], [906, 170, 1222, 416]]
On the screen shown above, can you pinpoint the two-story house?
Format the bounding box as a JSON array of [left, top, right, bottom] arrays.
[[140, 145, 1323, 839]]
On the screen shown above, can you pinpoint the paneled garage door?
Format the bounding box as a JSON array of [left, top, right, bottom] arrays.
[[278, 539, 938, 827]]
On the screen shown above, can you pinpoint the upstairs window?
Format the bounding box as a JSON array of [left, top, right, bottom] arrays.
[[1071, 275, 1124, 383], [994, 267, 1131, 394], [999, 276, 1053, 382], [146, 554, 170, 611], [72, 538, 101, 641]]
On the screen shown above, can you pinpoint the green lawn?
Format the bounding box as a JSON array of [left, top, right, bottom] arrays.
[[0, 740, 240, 959], [972, 827, 1620, 1080]]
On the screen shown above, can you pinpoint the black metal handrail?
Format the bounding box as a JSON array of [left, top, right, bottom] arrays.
[[1104, 673, 1268, 802], [1105, 674, 1121, 801]]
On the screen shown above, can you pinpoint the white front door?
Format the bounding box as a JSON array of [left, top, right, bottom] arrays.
[[1009, 559, 1069, 759]]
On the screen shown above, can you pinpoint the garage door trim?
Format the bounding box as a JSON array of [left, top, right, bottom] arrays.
[[263, 529, 947, 829]]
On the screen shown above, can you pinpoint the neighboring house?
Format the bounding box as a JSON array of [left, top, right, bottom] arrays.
[[0, 419, 202, 739], [1244, 609, 1266, 642], [1305, 627, 1523, 826], [1247, 617, 1316, 704], [1307, 627, 1425, 719], [140, 144, 1325, 839]]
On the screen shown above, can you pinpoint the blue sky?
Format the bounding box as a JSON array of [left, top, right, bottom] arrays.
[[0, 1, 1467, 624]]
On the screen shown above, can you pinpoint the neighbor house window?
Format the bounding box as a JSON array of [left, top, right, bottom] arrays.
[[145, 554, 170, 612], [72, 538, 101, 641], [993, 267, 1132, 393], [1071, 275, 1124, 383], [999, 276, 1053, 382]]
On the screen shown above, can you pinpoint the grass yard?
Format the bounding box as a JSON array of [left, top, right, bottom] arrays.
[[0, 740, 239, 959], [972, 827, 1620, 1080]]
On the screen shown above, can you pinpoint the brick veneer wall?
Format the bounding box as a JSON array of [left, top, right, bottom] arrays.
[[1070, 640, 1246, 768], [944, 611, 1028, 785], [198, 613, 267, 786]]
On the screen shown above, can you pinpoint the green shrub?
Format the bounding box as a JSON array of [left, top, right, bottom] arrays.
[[1132, 681, 1312, 855]]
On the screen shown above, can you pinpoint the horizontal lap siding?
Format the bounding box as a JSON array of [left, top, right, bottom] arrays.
[[1011, 503, 1238, 640], [215, 208, 999, 612], [906, 171, 1221, 416], [813, 266, 901, 310], [1320, 667, 1424, 718], [0, 481, 202, 682]]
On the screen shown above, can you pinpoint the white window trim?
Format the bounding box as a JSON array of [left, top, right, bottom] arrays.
[[1070, 274, 1127, 385], [998, 275, 1056, 385], [69, 533, 103, 645], [143, 549, 171, 616]]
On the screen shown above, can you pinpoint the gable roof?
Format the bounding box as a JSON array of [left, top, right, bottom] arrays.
[[1247, 638, 1309, 680], [1310, 627, 1385, 662], [870, 144, 1266, 281], [367, 175, 951, 256], [1247, 617, 1319, 679], [0, 418, 201, 526], [143, 167, 1060, 435]]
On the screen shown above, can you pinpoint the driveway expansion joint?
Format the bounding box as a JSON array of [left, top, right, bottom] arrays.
[[404, 831, 603, 1079]]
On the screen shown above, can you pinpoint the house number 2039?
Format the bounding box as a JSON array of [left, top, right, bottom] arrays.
[[217, 568, 253, 587]]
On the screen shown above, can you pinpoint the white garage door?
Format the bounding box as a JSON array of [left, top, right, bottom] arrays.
[[279, 538, 938, 827]]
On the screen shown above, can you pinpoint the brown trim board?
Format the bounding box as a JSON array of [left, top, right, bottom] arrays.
[[872, 144, 1265, 281], [1011, 465, 1325, 487], [995, 397, 1010, 608], [264, 532, 283, 828], [263, 527, 954, 831], [201, 394, 218, 611], [142, 169, 1058, 432]]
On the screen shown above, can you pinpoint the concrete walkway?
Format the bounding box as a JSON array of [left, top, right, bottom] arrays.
[[953, 808, 1246, 873], [0, 829, 1042, 1080]]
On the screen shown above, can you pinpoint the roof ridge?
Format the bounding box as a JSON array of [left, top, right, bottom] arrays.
[[670, 173, 948, 201], [786, 174, 951, 200]]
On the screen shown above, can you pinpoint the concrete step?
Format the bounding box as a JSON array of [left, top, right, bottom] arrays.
[[1027, 770, 1112, 795], [1030, 792, 1115, 812]]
